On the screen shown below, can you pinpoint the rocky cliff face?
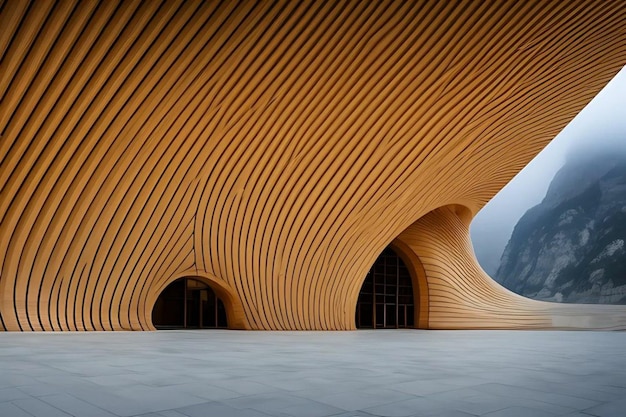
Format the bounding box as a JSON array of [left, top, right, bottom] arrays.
[[495, 150, 626, 304]]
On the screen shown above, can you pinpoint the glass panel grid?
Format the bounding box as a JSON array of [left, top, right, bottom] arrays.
[[356, 247, 415, 329]]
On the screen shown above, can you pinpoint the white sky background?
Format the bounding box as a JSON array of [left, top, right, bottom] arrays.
[[471, 66, 626, 276]]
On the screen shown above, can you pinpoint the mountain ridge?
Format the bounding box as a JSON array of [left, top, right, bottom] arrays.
[[495, 149, 626, 304]]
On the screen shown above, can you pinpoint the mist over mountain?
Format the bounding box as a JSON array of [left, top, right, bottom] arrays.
[[495, 148, 626, 304], [471, 67, 626, 278]]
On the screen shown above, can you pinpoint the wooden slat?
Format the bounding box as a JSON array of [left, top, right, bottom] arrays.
[[0, 0, 625, 330]]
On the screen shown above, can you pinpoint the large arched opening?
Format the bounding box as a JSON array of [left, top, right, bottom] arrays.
[[152, 277, 228, 329], [355, 244, 428, 329]]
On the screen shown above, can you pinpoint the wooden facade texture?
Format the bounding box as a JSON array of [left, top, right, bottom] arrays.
[[1, 0, 626, 331]]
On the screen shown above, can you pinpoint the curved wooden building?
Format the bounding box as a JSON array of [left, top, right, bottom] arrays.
[[2, 0, 626, 331]]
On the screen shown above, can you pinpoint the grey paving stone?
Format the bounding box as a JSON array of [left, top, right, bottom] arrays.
[[512, 381, 620, 403], [0, 387, 31, 403], [427, 387, 485, 402], [425, 411, 478, 417], [39, 393, 119, 417], [291, 379, 374, 397], [473, 383, 600, 410], [34, 375, 98, 389], [388, 379, 460, 396], [130, 414, 166, 417], [84, 374, 143, 387], [360, 396, 449, 416], [175, 383, 243, 401], [0, 402, 33, 417], [0, 373, 37, 388], [483, 406, 558, 417], [450, 395, 575, 416], [209, 379, 279, 395], [147, 411, 190, 417], [448, 396, 521, 416], [109, 385, 208, 415], [175, 401, 271, 416], [315, 388, 414, 411], [583, 398, 626, 417], [273, 398, 346, 417], [0, 331, 625, 417], [221, 392, 324, 414], [17, 383, 67, 397], [68, 385, 158, 416], [12, 397, 73, 417]]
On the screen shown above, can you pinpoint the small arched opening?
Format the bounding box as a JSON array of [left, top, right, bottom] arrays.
[[152, 277, 228, 329], [355, 246, 419, 329]]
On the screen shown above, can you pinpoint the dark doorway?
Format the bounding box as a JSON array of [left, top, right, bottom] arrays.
[[152, 278, 228, 329], [356, 247, 415, 329]]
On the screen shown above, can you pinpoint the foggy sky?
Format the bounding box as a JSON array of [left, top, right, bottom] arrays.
[[471, 66, 626, 276]]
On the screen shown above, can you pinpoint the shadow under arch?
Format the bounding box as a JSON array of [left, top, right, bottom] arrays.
[[358, 203, 473, 330], [388, 239, 429, 329], [147, 271, 249, 330], [352, 241, 430, 330]]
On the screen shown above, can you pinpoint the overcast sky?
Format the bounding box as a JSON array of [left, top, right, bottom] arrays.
[[471, 66, 626, 276]]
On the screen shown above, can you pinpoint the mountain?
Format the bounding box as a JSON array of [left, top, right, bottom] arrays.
[[495, 150, 626, 304]]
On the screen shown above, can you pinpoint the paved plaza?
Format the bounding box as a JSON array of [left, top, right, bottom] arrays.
[[0, 330, 625, 417]]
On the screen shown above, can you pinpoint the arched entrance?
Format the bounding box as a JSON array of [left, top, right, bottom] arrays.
[[356, 247, 415, 329], [152, 278, 228, 329]]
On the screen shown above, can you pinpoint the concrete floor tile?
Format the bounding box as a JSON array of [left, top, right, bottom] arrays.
[[315, 388, 413, 411], [39, 393, 119, 417], [427, 387, 484, 402], [452, 394, 577, 417], [110, 385, 208, 415], [84, 373, 143, 387], [0, 388, 31, 403], [12, 397, 73, 417], [221, 392, 323, 413], [175, 401, 272, 416], [130, 414, 166, 417], [473, 383, 599, 410], [0, 402, 33, 417], [361, 397, 449, 416], [448, 397, 519, 416], [17, 383, 65, 397], [148, 411, 190, 417], [273, 398, 346, 417], [0, 331, 625, 417], [513, 381, 620, 403], [426, 411, 478, 417], [582, 398, 626, 417], [0, 373, 37, 389], [388, 379, 460, 396], [209, 379, 279, 395], [175, 383, 243, 401], [483, 406, 558, 417]]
